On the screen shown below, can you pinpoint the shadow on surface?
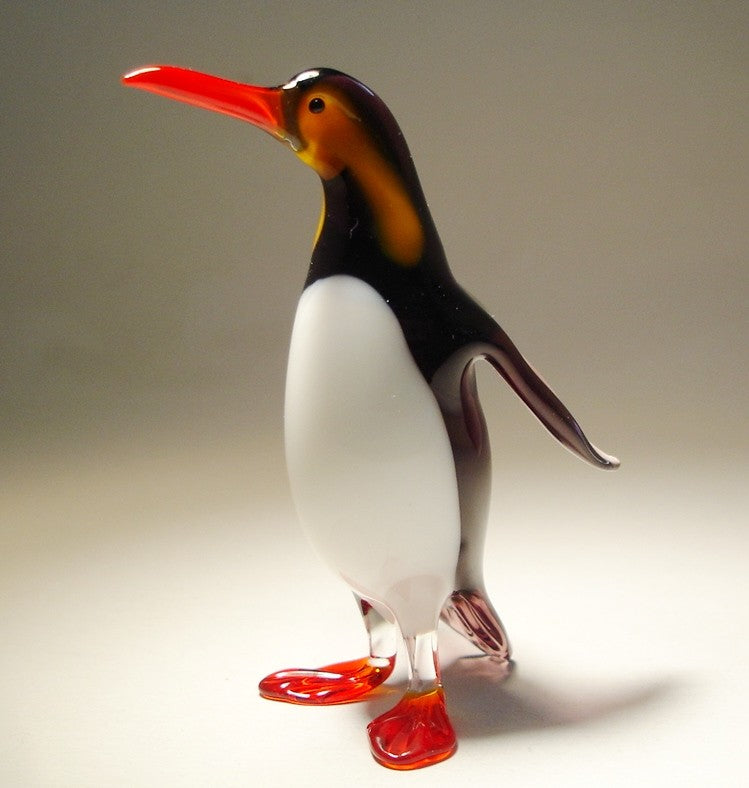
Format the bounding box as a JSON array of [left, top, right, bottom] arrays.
[[357, 650, 675, 740], [444, 655, 675, 738]]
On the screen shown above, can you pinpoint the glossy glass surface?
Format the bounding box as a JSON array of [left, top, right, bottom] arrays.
[[368, 688, 456, 770], [123, 64, 619, 770], [259, 656, 395, 705]]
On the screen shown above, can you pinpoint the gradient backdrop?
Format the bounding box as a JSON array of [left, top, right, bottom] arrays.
[[2, 3, 747, 786]]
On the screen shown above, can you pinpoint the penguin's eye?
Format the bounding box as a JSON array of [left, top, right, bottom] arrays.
[[308, 97, 325, 114]]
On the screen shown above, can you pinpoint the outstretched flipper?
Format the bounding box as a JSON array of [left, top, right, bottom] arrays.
[[430, 312, 617, 662], [479, 321, 619, 470]]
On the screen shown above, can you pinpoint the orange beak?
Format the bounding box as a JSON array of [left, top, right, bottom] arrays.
[[121, 65, 295, 147]]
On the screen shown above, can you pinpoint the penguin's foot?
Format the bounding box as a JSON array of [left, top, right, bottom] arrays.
[[258, 655, 395, 705], [440, 589, 511, 662], [367, 687, 457, 770]]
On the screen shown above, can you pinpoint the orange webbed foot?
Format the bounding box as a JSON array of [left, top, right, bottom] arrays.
[[258, 656, 395, 705], [367, 687, 457, 770]]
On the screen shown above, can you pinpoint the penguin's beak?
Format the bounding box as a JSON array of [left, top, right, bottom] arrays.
[[121, 65, 297, 148]]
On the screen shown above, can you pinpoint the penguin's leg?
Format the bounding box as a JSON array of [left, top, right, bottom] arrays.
[[433, 358, 511, 661], [367, 623, 457, 770], [258, 593, 397, 705]]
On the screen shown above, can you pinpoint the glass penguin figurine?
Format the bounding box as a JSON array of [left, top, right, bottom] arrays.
[[122, 66, 619, 770]]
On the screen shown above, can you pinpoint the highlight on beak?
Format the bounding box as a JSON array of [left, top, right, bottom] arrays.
[[121, 65, 296, 147]]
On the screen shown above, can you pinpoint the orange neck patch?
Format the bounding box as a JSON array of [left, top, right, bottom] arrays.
[[296, 90, 424, 267]]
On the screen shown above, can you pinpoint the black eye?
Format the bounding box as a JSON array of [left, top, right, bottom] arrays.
[[308, 97, 325, 113]]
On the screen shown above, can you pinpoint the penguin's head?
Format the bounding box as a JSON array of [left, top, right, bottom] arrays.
[[122, 65, 426, 265]]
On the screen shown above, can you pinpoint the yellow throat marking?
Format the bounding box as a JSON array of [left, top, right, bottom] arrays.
[[296, 91, 425, 267]]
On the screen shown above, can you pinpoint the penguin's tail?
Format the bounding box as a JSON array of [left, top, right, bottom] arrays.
[[479, 326, 619, 470]]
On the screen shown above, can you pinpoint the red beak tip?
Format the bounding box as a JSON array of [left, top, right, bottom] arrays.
[[122, 66, 152, 83], [120, 65, 287, 139]]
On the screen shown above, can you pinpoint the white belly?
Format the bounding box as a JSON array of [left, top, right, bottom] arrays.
[[284, 275, 460, 635]]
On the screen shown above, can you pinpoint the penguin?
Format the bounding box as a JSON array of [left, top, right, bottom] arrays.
[[122, 65, 619, 770]]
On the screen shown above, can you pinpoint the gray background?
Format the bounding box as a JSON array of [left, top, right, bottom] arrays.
[[2, 2, 747, 785]]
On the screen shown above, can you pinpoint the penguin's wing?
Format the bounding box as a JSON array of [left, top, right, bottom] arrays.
[[479, 322, 619, 470]]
